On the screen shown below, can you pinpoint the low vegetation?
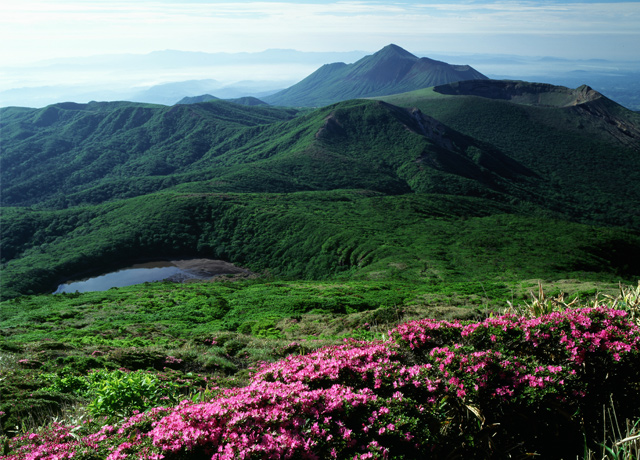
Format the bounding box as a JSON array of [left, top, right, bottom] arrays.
[[1, 281, 639, 458], [2, 71, 640, 458], [3, 191, 640, 301]]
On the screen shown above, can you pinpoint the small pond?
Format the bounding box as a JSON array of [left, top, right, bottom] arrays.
[[53, 259, 249, 294]]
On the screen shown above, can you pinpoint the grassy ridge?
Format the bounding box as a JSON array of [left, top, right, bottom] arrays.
[[4, 92, 639, 231], [0, 100, 303, 207], [2, 190, 639, 299], [376, 86, 640, 229]]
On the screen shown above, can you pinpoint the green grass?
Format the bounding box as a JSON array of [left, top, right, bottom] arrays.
[[0, 276, 623, 360], [0, 279, 486, 344], [0, 278, 636, 451], [0, 276, 626, 436], [2, 190, 638, 299]]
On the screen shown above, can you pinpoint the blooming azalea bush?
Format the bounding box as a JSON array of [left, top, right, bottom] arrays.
[[3, 306, 640, 459], [391, 306, 640, 455]]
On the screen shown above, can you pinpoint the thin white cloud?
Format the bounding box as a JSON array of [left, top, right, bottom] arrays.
[[1, 1, 639, 64]]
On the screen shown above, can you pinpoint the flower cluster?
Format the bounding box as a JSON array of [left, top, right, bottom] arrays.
[[391, 306, 640, 366], [150, 381, 380, 459], [4, 306, 640, 459], [253, 340, 399, 388]]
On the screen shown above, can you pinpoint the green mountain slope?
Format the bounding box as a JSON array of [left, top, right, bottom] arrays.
[[375, 81, 640, 227], [3, 83, 638, 228], [263, 44, 488, 107], [2, 190, 639, 300], [0, 100, 302, 207], [2, 80, 640, 298]]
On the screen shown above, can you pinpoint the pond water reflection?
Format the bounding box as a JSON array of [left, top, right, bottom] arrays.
[[53, 259, 248, 294]]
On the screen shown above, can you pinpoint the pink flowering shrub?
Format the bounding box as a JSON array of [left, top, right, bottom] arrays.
[[3, 306, 640, 459], [390, 306, 640, 455], [4, 408, 172, 460], [252, 340, 399, 389]]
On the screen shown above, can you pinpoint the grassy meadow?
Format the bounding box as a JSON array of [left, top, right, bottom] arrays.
[[1, 279, 640, 458]]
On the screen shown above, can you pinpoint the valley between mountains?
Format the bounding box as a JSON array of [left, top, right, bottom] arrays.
[[1, 44, 640, 459], [2, 75, 639, 299]]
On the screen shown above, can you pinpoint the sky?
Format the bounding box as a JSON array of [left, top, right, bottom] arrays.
[[1, 0, 639, 108], [2, 0, 640, 66]]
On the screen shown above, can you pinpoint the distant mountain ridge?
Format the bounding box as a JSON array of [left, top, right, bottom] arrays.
[[264, 44, 488, 107], [433, 80, 600, 106], [2, 78, 640, 298], [175, 94, 219, 104], [429, 80, 640, 149], [175, 95, 269, 107]]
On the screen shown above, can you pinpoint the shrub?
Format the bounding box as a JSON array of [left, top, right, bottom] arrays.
[[85, 369, 181, 418], [4, 306, 640, 459], [202, 355, 238, 374], [42, 371, 91, 396], [106, 348, 166, 370]]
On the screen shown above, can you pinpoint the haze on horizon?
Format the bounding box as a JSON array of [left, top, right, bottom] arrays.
[[1, 0, 639, 108]]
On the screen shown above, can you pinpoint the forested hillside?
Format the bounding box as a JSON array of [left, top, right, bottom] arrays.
[[1, 80, 640, 300], [3, 70, 640, 459]]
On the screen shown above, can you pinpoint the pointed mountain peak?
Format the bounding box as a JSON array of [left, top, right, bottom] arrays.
[[374, 44, 417, 60], [265, 44, 487, 107]]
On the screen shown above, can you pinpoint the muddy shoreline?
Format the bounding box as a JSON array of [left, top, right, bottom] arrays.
[[166, 258, 251, 277], [52, 257, 253, 293]]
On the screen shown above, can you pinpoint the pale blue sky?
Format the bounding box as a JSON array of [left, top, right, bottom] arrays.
[[2, 0, 639, 65]]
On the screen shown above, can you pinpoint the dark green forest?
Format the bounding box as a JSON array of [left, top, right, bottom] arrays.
[[3, 191, 640, 300], [1, 80, 640, 300]]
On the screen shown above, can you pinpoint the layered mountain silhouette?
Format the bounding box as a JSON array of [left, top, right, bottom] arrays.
[[176, 94, 219, 104], [2, 80, 638, 224], [263, 44, 488, 107], [2, 76, 640, 298]]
